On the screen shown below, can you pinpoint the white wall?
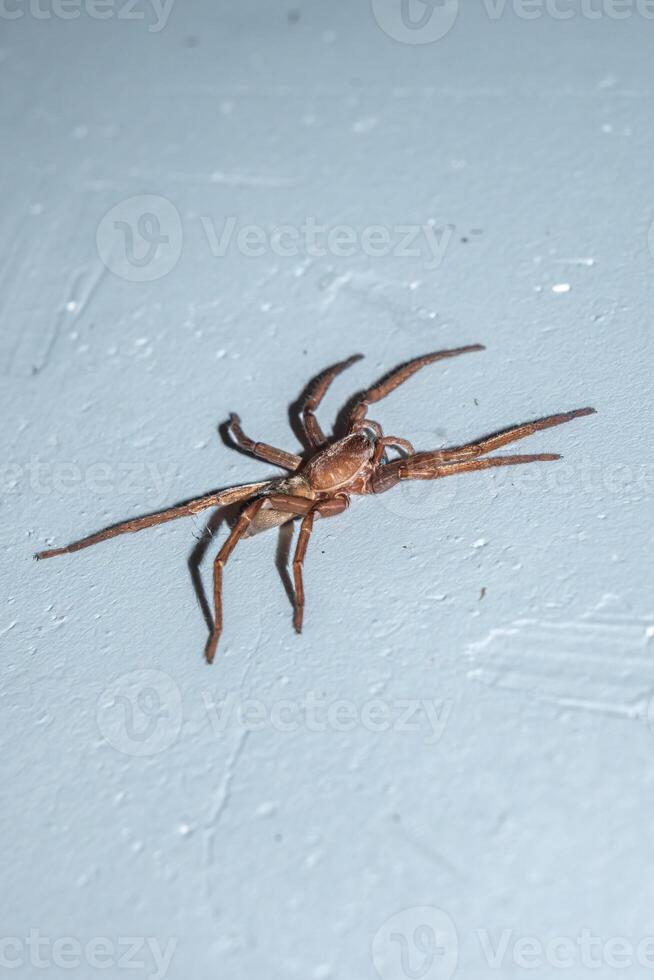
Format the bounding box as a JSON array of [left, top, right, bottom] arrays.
[[3, 2, 654, 978]]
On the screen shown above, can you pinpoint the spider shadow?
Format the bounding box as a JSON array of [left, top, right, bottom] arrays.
[[287, 380, 316, 453], [288, 356, 367, 449], [220, 354, 370, 463], [187, 498, 298, 640], [187, 504, 236, 633], [289, 352, 423, 446], [332, 354, 434, 439]]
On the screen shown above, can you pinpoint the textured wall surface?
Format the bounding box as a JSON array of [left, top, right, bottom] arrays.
[[2, 2, 654, 978]]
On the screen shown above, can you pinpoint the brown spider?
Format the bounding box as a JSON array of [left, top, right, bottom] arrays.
[[36, 346, 595, 663]]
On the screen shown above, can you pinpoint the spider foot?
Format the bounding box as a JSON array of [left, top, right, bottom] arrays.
[[205, 630, 221, 665]]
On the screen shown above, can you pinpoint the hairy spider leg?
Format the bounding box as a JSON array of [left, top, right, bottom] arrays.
[[300, 353, 364, 447], [205, 493, 331, 663], [227, 413, 302, 470], [34, 483, 269, 560], [372, 407, 595, 493], [348, 344, 485, 427], [432, 407, 597, 462], [292, 496, 349, 634]]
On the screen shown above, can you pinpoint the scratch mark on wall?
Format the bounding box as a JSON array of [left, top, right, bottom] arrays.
[[0, 196, 106, 377], [466, 595, 654, 719], [203, 729, 250, 921], [32, 262, 107, 374], [84, 170, 298, 191], [31, 260, 108, 376], [395, 817, 466, 881]]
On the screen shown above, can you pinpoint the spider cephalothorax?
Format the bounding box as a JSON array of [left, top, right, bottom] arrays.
[[36, 346, 595, 663]]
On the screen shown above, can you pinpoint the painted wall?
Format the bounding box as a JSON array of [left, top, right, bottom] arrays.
[[2, 2, 654, 978]]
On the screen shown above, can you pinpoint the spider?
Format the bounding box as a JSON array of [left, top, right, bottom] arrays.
[[35, 345, 595, 664]]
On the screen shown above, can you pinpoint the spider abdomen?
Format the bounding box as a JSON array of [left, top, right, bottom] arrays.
[[244, 475, 315, 537]]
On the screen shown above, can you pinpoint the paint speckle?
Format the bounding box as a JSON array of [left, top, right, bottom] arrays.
[[313, 966, 333, 980], [352, 116, 378, 134], [256, 801, 278, 818], [552, 283, 571, 294]]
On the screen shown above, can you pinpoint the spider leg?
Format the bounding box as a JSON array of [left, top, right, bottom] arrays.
[[405, 453, 561, 480], [371, 406, 595, 493], [206, 497, 266, 664], [292, 496, 349, 634], [227, 413, 302, 470], [435, 407, 596, 462], [34, 482, 270, 560], [300, 354, 364, 448], [371, 435, 415, 468], [348, 345, 485, 427], [205, 492, 328, 663], [373, 452, 561, 492]]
